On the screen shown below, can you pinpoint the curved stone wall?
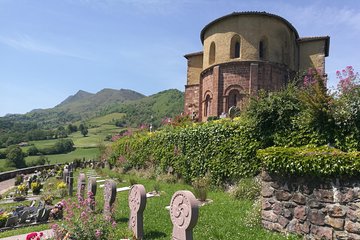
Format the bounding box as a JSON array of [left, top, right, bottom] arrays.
[[261, 171, 360, 239]]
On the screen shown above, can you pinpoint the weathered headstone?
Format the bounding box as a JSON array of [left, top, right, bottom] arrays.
[[87, 177, 97, 211], [77, 173, 86, 200], [68, 171, 74, 196], [170, 190, 199, 240], [128, 184, 147, 239], [63, 168, 69, 184], [103, 179, 117, 219]]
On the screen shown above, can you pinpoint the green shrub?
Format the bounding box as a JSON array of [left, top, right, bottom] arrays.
[[192, 175, 211, 201], [230, 177, 261, 201], [112, 118, 260, 185], [258, 146, 360, 177], [14, 174, 23, 186]]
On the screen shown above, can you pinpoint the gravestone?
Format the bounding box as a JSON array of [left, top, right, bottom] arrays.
[[87, 177, 97, 211], [77, 173, 86, 200], [63, 168, 69, 184], [128, 184, 147, 239], [170, 191, 199, 240], [68, 171, 74, 196], [103, 179, 117, 219]]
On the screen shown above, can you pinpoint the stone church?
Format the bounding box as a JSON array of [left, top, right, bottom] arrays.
[[184, 12, 330, 121]]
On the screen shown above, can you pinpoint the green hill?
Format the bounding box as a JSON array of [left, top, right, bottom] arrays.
[[0, 88, 184, 148]]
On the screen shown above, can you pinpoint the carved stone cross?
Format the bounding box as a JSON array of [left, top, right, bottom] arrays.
[[170, 190, 199, 240], [77, 173, 86, 201], [103, 179, 117, 219], [128, 184, 146, 239], [87, 177, 97, 211]]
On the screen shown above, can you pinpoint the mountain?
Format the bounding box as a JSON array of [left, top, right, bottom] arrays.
[[0, 88, 184, 148], [58, 90, 94, 106], [0, 88, 183, 130]]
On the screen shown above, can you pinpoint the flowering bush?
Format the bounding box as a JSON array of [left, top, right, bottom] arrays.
[[0, 211, 11, 227], [50, 201, 64, 220], [52, 193, 117, 240], [57, 182, 66, 189], [17, 183, 28, 195], [31, 182, 43, 195], [26, 232, 48, 240]]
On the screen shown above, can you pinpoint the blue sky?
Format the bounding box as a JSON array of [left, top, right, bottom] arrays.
[[0, 0, 359, 116]]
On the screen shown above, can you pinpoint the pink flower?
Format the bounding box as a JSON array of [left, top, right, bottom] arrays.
[[95, 229, 102, 239]]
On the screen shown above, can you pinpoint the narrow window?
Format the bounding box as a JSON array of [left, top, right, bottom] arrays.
[[228, 89, 241, 111], [259, 41, 264, 59], [209, 42, 215, 65], [204, 95, 211, 117], [230, 35, 241, 59], [234, 42, 240, 58]]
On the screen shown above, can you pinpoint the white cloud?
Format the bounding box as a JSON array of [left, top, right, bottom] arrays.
[[0, 34, 93, 60]]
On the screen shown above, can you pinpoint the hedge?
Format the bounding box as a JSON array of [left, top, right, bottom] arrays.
[[111, 118, 261, 185], [258, 146, 360, 177]]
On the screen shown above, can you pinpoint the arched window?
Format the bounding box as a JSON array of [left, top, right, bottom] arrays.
[[209, 42, 215, 65], [228, 89, 242, 110], [259, 37, 268, 60], [230, 35, 241, 59], [204, 94, 211, 117]]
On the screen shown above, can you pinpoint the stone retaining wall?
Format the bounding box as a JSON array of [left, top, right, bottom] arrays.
[[261, 171, 360, 240], [0, 164, 62, 181]]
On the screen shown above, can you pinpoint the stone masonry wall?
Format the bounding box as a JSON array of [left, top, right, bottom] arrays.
[[261, 171, 360, 240]]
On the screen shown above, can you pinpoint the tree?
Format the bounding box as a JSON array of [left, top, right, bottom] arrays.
[[79, 123, 88, 137], [6, 145, 26, 168], [67, 124, 78, 134]]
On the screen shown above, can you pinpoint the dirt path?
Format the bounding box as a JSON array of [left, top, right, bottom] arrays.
[[0, 178, 16, 196]]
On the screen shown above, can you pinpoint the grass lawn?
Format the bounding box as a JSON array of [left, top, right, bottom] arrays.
[[0, 168, 300, 239]]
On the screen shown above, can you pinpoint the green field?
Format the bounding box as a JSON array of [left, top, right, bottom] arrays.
[[87, 112, 125, 126], [25, 147, 100, 165]]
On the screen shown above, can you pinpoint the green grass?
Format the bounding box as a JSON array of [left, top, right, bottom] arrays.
[[0, 169, 300, 239], [96, 169, 300, 240], [25, 147, 100, 165], [87, 113, 125, 126]]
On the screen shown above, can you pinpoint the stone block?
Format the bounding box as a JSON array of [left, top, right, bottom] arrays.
[[283, 209, 293, 219], [348, 209, 360, 222], [294, 206, 308, 222], [327, 204, 346, 217], [262, 220, 273, 230], [261, 171, 273, 182], [272, 202, 282, 215], [261, 182, 274, 197], [287, 219, 301, 234], [307, 198, 322, 209], [310, 225, 333, 240], [334, 231, 348, 240], [262, 210, 278, 223], [262, 199, 272, 210], [341, 189, 355, 203], [274, 190, 292, 201], [278, 215, 289, 228], [314, 189, 334, 203], [345, 221, 360, 234], [309, 209, 325, 226], [348, 233, 360, 240], [301, 221, 311, 234], [292, 192, 306, 205], [324, 216, 344, 230]]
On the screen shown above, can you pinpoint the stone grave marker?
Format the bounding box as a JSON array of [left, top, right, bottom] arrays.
[[103, 179, 117, 218], [128, 184, 147, 239], [87, 177, 97, 211], [170, 190, 199, 240], [63, 168, 69, 184], [68, 171, 74, 196], [77, 173, 86, 200]]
